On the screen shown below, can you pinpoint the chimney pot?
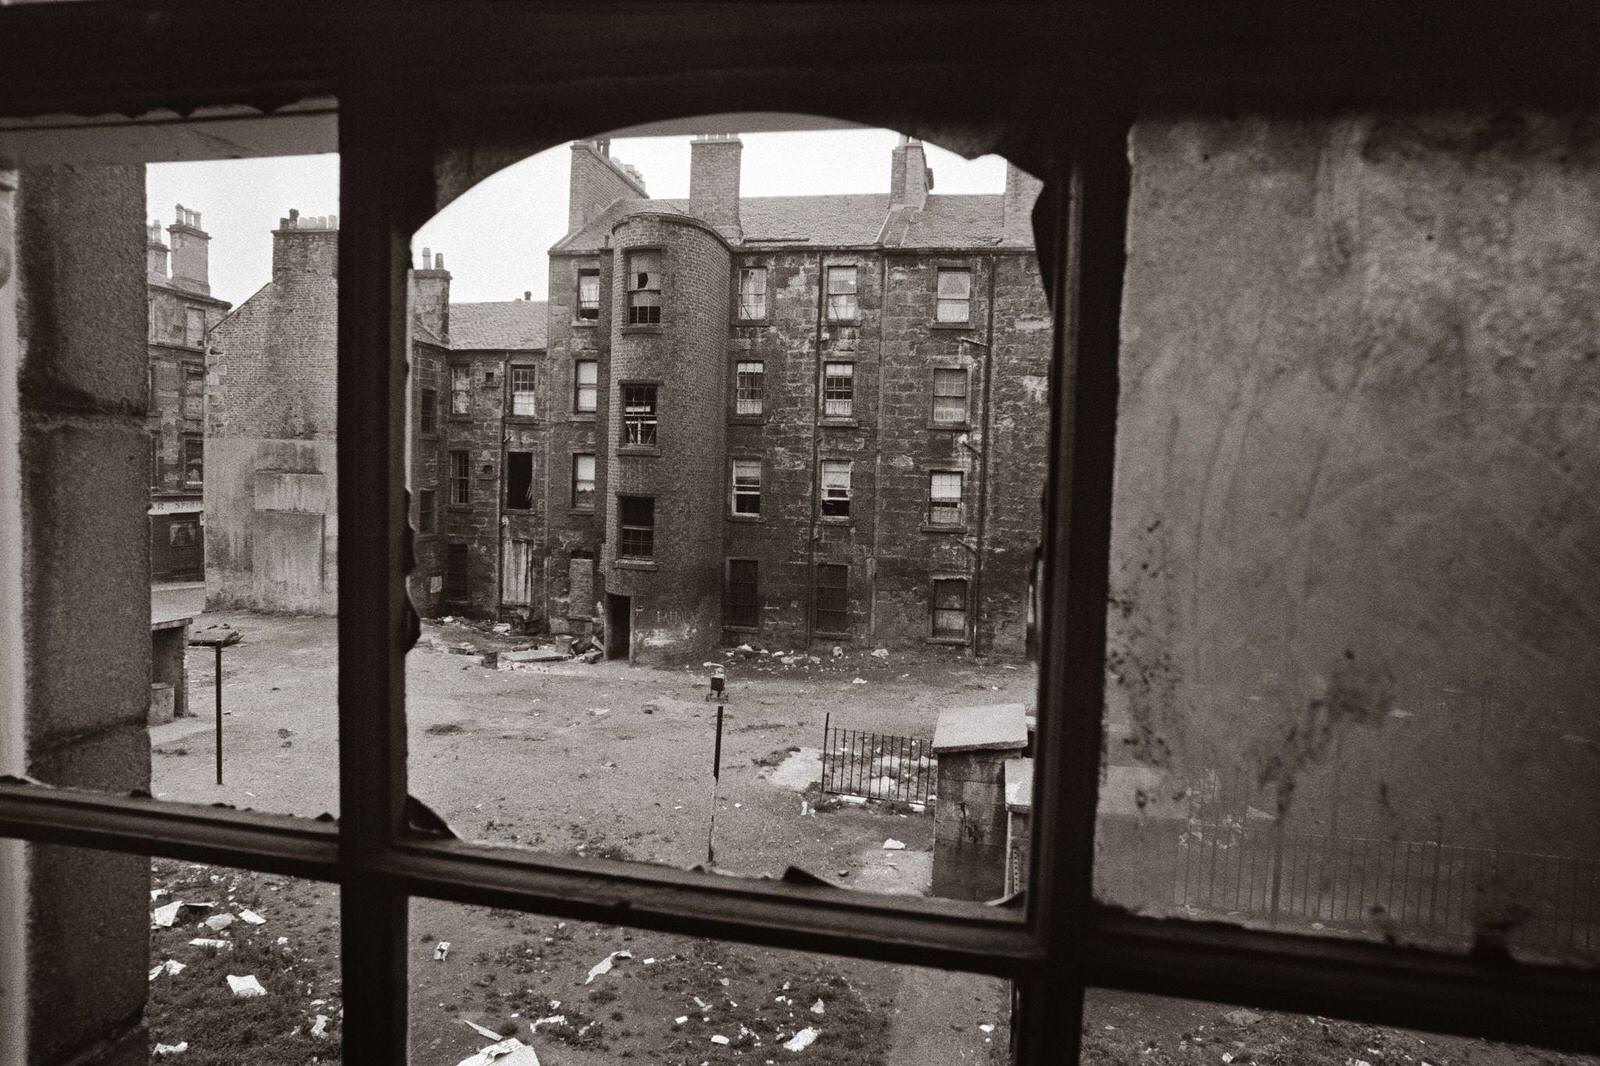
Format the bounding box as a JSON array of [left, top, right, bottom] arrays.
[[434, 253, 444, 270], [524, 290, 531, 301]]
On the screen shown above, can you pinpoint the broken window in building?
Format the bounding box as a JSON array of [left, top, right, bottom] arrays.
[[618, 495, 655, 558], [621, 383, 659, 446], [735, 360, 764, 415], [571, 453, 596, 510], [510, 366, 537, 417], [731, 458, 762, 516], [932, 367, 968, 424], [928, 470, 964, 527], [825, 264, 858, 321], [936, 267, 973, 323], [450, 364, 472, 415], [504, 451, 534, 510], [419, 387, 437, 434], [449, 449, 470, 504], [820, 460, 852, 518], [725, 558, 760, 627], [573, 358, 598, 413], [822, 361, 854, 418], [444, 542, 469, 601], [626, 251, 662, 325], [418, 488, 435, 533], [931, 577, 969, 640], [182, 365, 204, 420], [737, 265, 767, 319], [577, 267, 601, 320], [814, 563, 850, 634], [182, 434, 203, 486]]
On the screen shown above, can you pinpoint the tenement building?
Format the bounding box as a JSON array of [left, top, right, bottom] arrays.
[[408, 135, 1051, 661], [146, 206, 229, 583]]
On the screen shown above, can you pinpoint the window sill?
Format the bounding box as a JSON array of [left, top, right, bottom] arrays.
[[820, 418, 859, 429], [727, 513, 763, 523], [619, 445, 661, 458], [614, 558, 658, 571], [568, 508, 596, 517], [926, 635, 970, 646], [505, 415, 541, 426], [570, 411, 598, 422], [729, 414, 765, 425], [572, 319, 599, 329], [926, 421, 969, 432], [819, 516, 854, 526], [921, 524, 967, 535], [620, 324, 663, 336], [504, 507, 535, 515], [723, 623, 761, 633], [930, 321, 974, 331], [733, 318, 770, 327]]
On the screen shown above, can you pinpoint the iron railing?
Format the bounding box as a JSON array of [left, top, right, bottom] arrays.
[[818, 715, 936, 806]]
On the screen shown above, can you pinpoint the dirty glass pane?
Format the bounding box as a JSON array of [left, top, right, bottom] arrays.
[[1098, 111, 1600, 964], [1080, 989, 1600, 1066], [148, 859, 342, 1060], [407, 900, 1009, 1065]]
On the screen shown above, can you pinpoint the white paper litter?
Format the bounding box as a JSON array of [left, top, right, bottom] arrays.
[[204, 913, 235, 931], [675, 1016, 689, 1025], [882, 838, 906, 850], [711, 1035, 731, 1045], [643, 957, 657, 965], [150, 901, 185, 927], [148, 959, 187, 981], [851, 677, 868, 685], [188, 938, 232, 950], [276, 936, 289, 945], [811, 999, 826, 1015], [584, 949, 633, 983], [463, 1019, 506, 1040], [311, 1015, 330, 1039], [530, 1015, 566, 1032], [453, 1037, 542, 1066], [784, 1027, 820, 1052], [153, 1041, 189, 1055], [434, 941, 451, 961], [979, 1023, 996, 1033], [239, 909, 267, 925], [693, 996, 710, 1010], [226, 974, 267, 998], [151, 889, 167, 901]]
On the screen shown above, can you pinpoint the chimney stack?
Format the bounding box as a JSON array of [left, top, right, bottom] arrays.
[[273, 208, 340, 278], [1001, 162, 1044, 246], [147, 219, 169, 278], [889, 136, 932, 209], [168, 204, 212, 294], [567, 140, 649, 235], [689, 133, 742, 240], [411, 245, 452, 342]]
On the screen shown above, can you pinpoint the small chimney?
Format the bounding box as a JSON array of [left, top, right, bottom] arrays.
[[1002, 162, 1044, 247], [523, 291, 532, 301], [147, 220, 169, 277], [890, 136, 932, 210], [689, 133, 742, 240], [168, 203, 212, 294], [411, 246, 452, 342], [273, 208, 339, 277]]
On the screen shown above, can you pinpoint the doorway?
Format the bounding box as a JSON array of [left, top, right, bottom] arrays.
[[606, 594, 631, 660]]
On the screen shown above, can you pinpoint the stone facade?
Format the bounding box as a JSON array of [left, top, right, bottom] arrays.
[[145, 208, 228, 582]]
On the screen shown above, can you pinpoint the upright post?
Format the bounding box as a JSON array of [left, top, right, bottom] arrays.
[[214, 644, 223, 785], [706, 703, 725, 865]]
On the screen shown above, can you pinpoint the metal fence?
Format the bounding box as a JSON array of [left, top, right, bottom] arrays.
[[1175, 822, 1600, 953], [818, 715, 936, 806]]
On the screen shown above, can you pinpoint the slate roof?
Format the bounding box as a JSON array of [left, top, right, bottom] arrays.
[[552, 192, 1012, 253], [448, 301, 548, 351]]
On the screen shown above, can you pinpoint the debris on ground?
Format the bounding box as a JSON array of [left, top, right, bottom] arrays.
[[153, 1041, 189, 1055], [226, 974, 268, 998], [585, 949, 633, 983], [871, 647, 890, 659], [239, 909, 267, 925], [784, 1026, 821, 1051], [463, 1018, 508, 1040], [148, 959, 187, 981], [811, 998, 826, 1015], [204, 913, 235, 931], [187, 938, 231, 950], [151, 900, 212, 928], [882, 839, 906, 850], [435, 941, 451, 961], [1224, 1009, 1264, 1027], [711, 1034, 731, 1045], [454, 1036, 543, 1066], [851, 677, 868, 685]]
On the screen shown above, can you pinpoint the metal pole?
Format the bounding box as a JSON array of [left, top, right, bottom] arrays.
[[705, 703, 724, 866], [214, 644, 223, 786]]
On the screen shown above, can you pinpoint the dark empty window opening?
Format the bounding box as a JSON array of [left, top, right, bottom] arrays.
[[449, 450, 470, 505], [618, 495, 655, 559], [814, 563, 849, 634], [420, 387, 437, 434], [825, 264, 858, 321], [627, 251, 662, 325], [725, 559, 760, 628], [505, 451, 534, 510], [510, 366, 537, 417], [182, 435, 204, 487], [443, 542, 469, 602], [418, 488, 435, 533], [932, 578, 969, 640], [577, 268, 601, 320], [622, 383, 659, 447]]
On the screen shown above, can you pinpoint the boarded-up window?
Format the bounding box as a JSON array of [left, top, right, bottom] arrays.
[[501, 539, 533, 606], [726, 559, 759, 627], [185, 306, 206, 346], [814, 563, 849, 634], [182, 366, 204, 420], [627, 251, 662, 325], [932, 578, 968, 639], [505, 451, 534, 510], [936, 267, 972, 323], [451, 365, 471, 415], [568, 554, 594, 618], [510, 366, 537, 417], [444, 543, 468, 601], [932, 368, 968, 424]]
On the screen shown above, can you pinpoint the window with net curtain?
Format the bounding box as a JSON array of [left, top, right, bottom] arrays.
[[574, 359, 598, 412], [571, 453, 595, 510], [932, 368, 968, 424], [577, 268, 600, 320], [821, 459, 851, 518], [936, 267, 972, 323], [735, 360, 764, 415], [823, 362, 854, 417], [929, 470, 964, 526], [510, 366, 537, 417]]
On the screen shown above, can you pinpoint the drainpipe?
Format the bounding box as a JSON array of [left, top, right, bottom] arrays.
[[804, 251, 824, 648], [869, 254, 888, 640], [967, 256, 998, 655]]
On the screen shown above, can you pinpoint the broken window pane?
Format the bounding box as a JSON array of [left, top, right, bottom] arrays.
[[1097, 112, 1600, 965]]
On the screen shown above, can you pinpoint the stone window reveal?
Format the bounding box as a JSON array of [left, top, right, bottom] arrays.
[[820, 459, 852, 518], [725, 558, 760, 627], [621, 383, 659, 446], [449, 449, 470, 505], [826, 264, 859, 320], [571, 453, 596, 510], [823, 361, 854, 418], [626, 251, 662, 325], [735, 360, 764, 415], [738, 265, 767, 319], [574, 359, 598, 413], [577, 268, 600, 320], [618, 494, 655, 559], [510, 366, 537, 417], [731, 458, 761, 515], [419, 387, 437, 434], [504, 451, 534, 510]]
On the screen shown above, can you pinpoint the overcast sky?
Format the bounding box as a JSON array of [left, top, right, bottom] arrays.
[[147, 128, 1008, 308]]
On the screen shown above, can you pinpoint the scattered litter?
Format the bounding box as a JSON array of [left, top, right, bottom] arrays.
[[311, 1015, 331, 1039], [239, 909, 267, 925], [1348, 1060, 1373, 1066], [434, 941, 451, 961], [153, 1041, 189, 1056], [784, 1027, 820, 1052], [151, 900, 210, 928], [882, 838, 906, 850], [1221, 1054, 1234, 1063], [719, 977, 730, 986], [463, 1019, 506, 1040], [204, 913, 235, 931], [1223, 1009, 1263, 1027], [711, 1035, 731, 1046], [276, 936, 289, 945], [585, 949, 633, 983], [492, 623, 512, 633], [831, 646, 843, 658], [871, 648, 889, 659], [736, 644, 754, 653], [675, 1016, 689, 1025], [226, 974, 268, 998], [151, 889, 167, 901], [851, 677, 868, 685], [979, 1024, 996, 1034], [188, 938, 232, 950], [530, 1014, 566, 1032], [587, 708, 611, 718], [148, 959, 187, 981], [643, 957, 657, 965], [811, 999, 825, 1015], [837, 795, 867, 806], [453, 1037, 542, 1066], [693, 996, 711, 1010]]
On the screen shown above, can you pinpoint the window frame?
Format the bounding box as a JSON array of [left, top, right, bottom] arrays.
[[819, 458, 852, 520], [419, 386, 438, 435], [824, 262, 859, 322], [570, 452, 596, 512], [724, 557, 760, 629], [447, 448, 470, 506], [619, 379, 659, 449], [417, 487, 435, 534], [729, 456, 762, 517], [508, 365, 537, 419], [181, 432, 204, 487], [449, 362, 472, 416], [616, 493, 656, 559], [624, 248, 663, 326], [1, 18, 1594, 1066], [930, 574, 969, 641], [931, 365, 969, 427], [573, 357, 599, 414], [926, 468, 964, 529], [736, 262, 768, 321], [503, 449, 534, 510], [813, 560, 850, 635], [821, 359, 854, 420], [733, 358, 764, 419], [575, 266, 601, 322]]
